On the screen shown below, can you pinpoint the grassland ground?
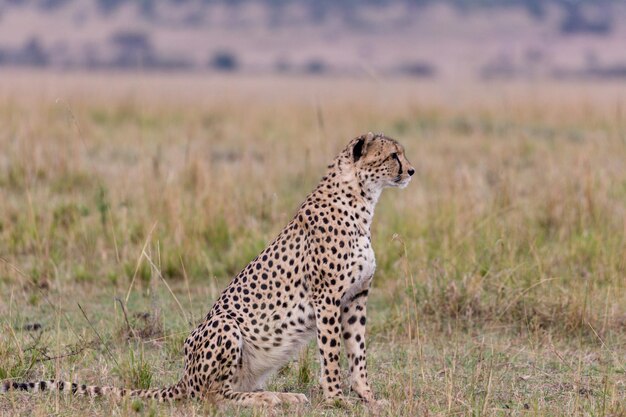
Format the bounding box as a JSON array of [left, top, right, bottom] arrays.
[[0, 71, 625, 416]]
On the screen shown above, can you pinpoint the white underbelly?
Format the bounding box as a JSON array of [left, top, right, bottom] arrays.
[[239, 303, 317, 390]]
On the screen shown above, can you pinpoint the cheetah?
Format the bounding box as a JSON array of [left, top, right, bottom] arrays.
[[2, 132, 415, 406]]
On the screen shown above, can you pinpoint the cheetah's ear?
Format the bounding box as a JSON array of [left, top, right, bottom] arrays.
[[353, 132, 375, 162]]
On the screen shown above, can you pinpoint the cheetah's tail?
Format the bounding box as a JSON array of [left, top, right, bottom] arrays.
[[1, 379, 187, 402]]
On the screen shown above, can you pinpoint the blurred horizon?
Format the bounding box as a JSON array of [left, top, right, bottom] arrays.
[[0, 0, 625, 80]]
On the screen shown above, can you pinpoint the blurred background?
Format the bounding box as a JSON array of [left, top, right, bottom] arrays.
[[1, 0, 625, 80]]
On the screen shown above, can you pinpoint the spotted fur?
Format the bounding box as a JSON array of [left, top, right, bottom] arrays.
[[1, 133, 414, 406]]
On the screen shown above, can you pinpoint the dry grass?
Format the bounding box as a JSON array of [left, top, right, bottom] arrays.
[[0, 72, 625, 416]]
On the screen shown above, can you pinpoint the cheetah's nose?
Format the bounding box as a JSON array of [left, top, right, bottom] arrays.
[[408, 168, 415, 176]]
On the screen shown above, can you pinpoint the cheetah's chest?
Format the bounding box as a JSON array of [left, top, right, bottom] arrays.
[[359, 240, 376, 281], [344, 234, 376, 301], [357, 234, 376, 275]]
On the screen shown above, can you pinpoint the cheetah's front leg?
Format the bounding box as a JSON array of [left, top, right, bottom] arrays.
[[341, 280, 375, 402], [313, 294, 343, 401]]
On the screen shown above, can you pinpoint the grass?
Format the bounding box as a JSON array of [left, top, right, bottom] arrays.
[[0, 72, 625, 416]]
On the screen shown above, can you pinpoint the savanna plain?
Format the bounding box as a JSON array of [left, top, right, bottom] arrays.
[[0, 73, 625, 416]]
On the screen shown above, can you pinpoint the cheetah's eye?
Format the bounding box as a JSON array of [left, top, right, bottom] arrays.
[[391, 152, 398, 159]]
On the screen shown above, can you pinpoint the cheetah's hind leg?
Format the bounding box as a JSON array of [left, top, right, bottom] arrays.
[[196, 314, 308, 407]]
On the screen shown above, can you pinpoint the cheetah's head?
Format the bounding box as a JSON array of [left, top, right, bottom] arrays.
[[351, 132, 415, 190]]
